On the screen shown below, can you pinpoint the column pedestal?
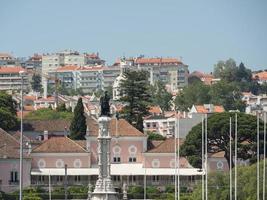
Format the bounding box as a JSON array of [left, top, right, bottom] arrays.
[[90, 116, 119, 200]]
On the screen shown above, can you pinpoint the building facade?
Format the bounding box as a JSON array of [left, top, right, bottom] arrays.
[[0, 66, 29, 92]]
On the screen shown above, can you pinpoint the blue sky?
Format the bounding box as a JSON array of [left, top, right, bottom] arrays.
[[0, 0, 266, 72]]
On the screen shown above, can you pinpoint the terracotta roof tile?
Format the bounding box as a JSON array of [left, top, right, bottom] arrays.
[[146, 138, 184, 153], [0, 66, 25, 73], [135, 58, 182, 65], [32, 137, 87, 153], [253, 71, 267, 81], [194, 105, 224, 113], [23, 119, 71, 132], [87, 118, 144, 137], [149, 106, 162, 114], [0, 128, 20, 158]]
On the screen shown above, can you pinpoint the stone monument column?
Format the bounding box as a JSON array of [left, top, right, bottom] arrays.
[[89, 92, 118, 200]]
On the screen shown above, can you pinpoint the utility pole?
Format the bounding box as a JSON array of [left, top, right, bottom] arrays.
[[64, 164, 68, 200]]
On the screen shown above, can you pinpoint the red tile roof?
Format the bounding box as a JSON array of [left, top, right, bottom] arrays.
[[253, 71, 267, 81], [56, 65, 80, 72], [135, 58, 182, 65], [32, 137, 87, 153], [194, 105, 224, 113], [23, 119, 71, 132], [87, 118, 144, 137], [0, 128, 20, 158], [149, 106, 162, 114], [146, 138, 184, 153], [0, 66, 25, 73]]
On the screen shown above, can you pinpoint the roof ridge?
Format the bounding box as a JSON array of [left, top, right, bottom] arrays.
[[0, 128, 20, 145], [66, 137, 87, 152]]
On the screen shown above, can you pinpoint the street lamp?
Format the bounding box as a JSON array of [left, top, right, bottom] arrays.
[[19, 70, 26, 200]]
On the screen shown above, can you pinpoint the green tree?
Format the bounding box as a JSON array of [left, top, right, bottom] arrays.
[[236, 62, 252, 82], [69, 98, 87, 140], [0, 92, 18, 130], [174, 82, 211, 111], [56, 103, 67, 112], [209, 81, 245, 111], [213, 58, 238, 82], [147, 132, 166, 140], [188, 75, 202, 85], [151, 81, 172, 114], [180, 112, 264, 169], [31, 74, 42, 92], [191, 162, 267, 200], [119, 70, 151, 132]]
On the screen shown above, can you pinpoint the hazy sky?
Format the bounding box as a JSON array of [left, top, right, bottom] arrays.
[[0, 0, 266, 72]]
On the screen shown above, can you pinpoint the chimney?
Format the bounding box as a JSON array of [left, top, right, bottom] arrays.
[[43, 130, 49, 141], [28, 143, 32, 154]]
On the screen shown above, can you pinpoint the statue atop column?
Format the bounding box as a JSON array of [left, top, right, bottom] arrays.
[[100, 91, 111, 117]]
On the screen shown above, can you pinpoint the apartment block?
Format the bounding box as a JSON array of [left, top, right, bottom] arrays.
[[0, 66, 29, 92], [49, 65, 120, 93], [114, 57, 189, 92]]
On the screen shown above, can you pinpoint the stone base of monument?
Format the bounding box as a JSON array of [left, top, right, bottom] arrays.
[[91, 192, 119, 200]]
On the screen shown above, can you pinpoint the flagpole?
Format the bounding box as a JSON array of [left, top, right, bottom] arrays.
[[230, 117, 232, 200], [235, 113, 237, 200], [264, 112, 266, 200], [49, 170, 51, 200], [202, 115, 204, 200], [178, 112, 180, 200], [257, 112, 260, 200], [144, 157, 146, 200], [175, 112, 177, 200], [205, 114, 208, 200]]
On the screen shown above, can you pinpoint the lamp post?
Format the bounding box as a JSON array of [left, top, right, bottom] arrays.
[[19, 70, 25, 200]]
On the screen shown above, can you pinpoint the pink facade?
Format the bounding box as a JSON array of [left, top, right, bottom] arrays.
[[0, 159, 31, 193], [31, 153, 91, 169]]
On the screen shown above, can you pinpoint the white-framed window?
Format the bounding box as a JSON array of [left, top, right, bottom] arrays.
[[74, 175, 81, 182], [73, 159, 82, 168], [112, 175, 121, 182], [56, 176, 63, 182], [56, 159, 64, 168], [38, 175, 45, 183], [129, 157, 136, 163], [38, 159, 46, 168], [113, 157, 121, 163], [152, 159, 160, 168], [152, 175, 159, 182], [10, 171, 18, 183]]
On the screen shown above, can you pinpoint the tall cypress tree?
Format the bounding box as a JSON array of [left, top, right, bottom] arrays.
[[69, 97, 87, 140], [119, 70, 151, 132]]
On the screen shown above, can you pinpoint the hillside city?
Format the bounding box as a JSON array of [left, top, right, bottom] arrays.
[[0, 50, 266, 199]]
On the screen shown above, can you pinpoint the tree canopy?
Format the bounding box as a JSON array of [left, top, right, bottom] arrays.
[[0, 92, 18, 130], [174, 81, 245, 112], [31, 74, 42, 92], [69, 98, 87, 140], [174, 82, 211, 111], [150, 81, 173, 114], [119, 70, 151, 132], [180, 112, 265, 168], [191, 161, 267, 200]]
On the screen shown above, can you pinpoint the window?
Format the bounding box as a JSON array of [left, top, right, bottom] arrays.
[[152, 175, 159, 182], [38, 176, 45, 182], [75, 176, 81, 182], [113, 157, 121, 163], [147, 123, 151, 128], [129, 157, 136, 163], [10, 171, 18, 183], [113, 175, 121, 182], [56, 176, 63, 182]]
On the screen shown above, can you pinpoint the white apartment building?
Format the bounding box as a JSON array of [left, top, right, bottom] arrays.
[[113, 57, 189, 92], [0, 66, 29, 92], [49, 65, 120, 93]]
